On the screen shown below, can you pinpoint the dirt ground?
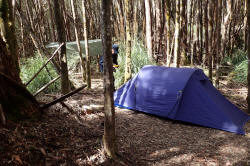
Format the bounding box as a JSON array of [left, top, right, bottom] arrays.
[[0, 75, 250, 166]]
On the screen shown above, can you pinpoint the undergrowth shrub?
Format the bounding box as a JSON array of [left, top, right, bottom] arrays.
[[20, 55, 60, 94], [114, 40, 155, 88], [231, 59, 247, 84], [222, 49, 247, 66], [225, 50, 248, 84]]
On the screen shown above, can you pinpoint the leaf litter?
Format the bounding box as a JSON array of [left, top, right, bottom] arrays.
[[0, 77, 249, 166]]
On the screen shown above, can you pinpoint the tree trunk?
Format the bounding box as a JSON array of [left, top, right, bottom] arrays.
[[70, 0, 86, 83], [208, 0, 213, 80], [247, 0, 250, 113], [100, 0, 116, 158], [115, 0, 125, 40], [47, 0, 56, 41], [155, 0, 162, 56], [166, 0, 171, 66], [244, 0, 248, 51], [180, 0, 187, 65], [124, 0, 132, 83], [205, 0, 209, 71], [82, 0, 91, 89], [199, 0, 203, 63], [173, 0, 180, 67], [1, 0, 19, 75], [53, 0, 70, 94], [221, 0, 232, 59], [0, 44, 40, 121], [189, 0, 194, 66], [145, 0, 153, 60], [215, 0, 222, 88], [133, 0, 138, 39]]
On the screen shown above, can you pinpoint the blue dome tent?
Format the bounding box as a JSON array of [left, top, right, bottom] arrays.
[[114, 65, 250, 135]]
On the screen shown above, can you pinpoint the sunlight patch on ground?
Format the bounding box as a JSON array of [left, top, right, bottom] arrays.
[[167, 153, 194, 164], [115, 108, 133, 115], [190, 157, 219, 166], [219, 145, 247, 155], [76, 149, 106, 165], [149, 147, 180, 157], [218, 144, 248, 165], [211, 131, 227, 139]]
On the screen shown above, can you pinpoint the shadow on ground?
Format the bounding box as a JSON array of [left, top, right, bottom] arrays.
[[0, 77, 249, 166]]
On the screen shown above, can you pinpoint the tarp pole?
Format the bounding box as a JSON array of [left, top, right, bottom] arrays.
[[25, 43, 64, 87]]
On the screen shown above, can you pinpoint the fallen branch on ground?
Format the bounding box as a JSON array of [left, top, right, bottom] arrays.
[[40, 85, 87, 110]]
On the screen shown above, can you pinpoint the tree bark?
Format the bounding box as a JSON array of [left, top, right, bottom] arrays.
[[208, 0, 213, 80], [244, 0, 248, 51], [124, 0, 132, 82], [247, 0, 250, 113], [199, 0, 203, 63], [100, 0, 116, 158], [70, 0, 86, 83], [0, 37, 40, 121], [180, 0, 187, 65], [215, 0, 222, 88], [53, 0, 70, 94], [1, 0, 19, 76], [145, 0, 153, 60], [173, 0, 180, 67], [205, 0, 209, 70], [82, 0, 91, 89], [166, 0, 171, 66]]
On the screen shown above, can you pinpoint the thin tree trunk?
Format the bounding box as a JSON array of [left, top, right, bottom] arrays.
[[189, 0, 194, 66], [221, 0, 232, 59], [208, 0, 213, 80], [82, 0, 91, 89], [173, 0, 180, 67], [115, 0, 125, 40], [205, 0, 209, 72], [247, 0, 250, 113], [70, 0, 86, 83], [155, 0, 162, 55], [159, 0, 165, 58], [166, 0, 171, 66], [145, 0, 153, 60], [47, 0, 57, 41], [100, 0, 116, 158], [124, 0, 132, 83], [180, 0, 187, 65], [199, 0, 203, 63], [244, 0, 248, 51], [53, 0, 70, 94], [133, 0, 138, 39], [215, 0, 222, 88]]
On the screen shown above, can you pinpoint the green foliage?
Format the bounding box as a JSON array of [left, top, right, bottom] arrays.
[[20, 55, 60, 94], [222, 49, 248, 84], [114, 40, 155, 88], [231, 59, 248, 84], [231, 50, 247, 65], [222, 49, 247, 66]]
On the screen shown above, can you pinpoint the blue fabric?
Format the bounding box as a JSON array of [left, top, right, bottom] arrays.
[[114, 65, 250, 135]]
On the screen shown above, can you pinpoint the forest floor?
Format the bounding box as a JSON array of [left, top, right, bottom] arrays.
[[0, 71, 250, 166]]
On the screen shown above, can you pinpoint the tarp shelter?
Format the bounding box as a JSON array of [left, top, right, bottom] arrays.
[[46, 39, 102, 57], [114, 65, 250, 135]]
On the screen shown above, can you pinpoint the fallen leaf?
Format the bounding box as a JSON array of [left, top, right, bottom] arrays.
[[86, 110, 93, 114], [12, 155, 23, 164], [40, 148, 46, 155]]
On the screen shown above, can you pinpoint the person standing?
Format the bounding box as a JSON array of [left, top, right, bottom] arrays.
[[100, 44, 119, 72]]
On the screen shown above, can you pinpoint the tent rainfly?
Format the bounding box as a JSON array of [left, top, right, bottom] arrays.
[[114, 65, 250, 135], [46, 39, 103, 57]]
